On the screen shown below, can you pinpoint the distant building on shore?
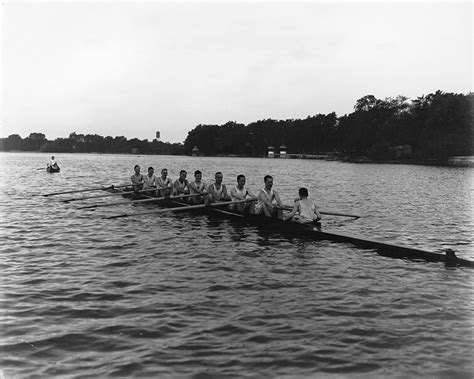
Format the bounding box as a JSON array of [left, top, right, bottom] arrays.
[[267, 145, 275, 158], [192, 146, 199, 156], [267, 145, 288, 158]]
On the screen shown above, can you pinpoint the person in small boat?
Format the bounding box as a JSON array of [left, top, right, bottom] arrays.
[[189, 170, 208, 204], [255, 175, 283, 218], [173, 170, 190, 198], [130, 165, 144, 192], [142, 166, 157, 195], [230, 174, 257, 214], [157, 168, 173, 197], [208, 172, 230, 203], [283, 187, 321, 224], [47, 155, 58, 169]]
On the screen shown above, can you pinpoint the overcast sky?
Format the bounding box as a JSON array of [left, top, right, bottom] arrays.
[[1, 1, 472, 143]]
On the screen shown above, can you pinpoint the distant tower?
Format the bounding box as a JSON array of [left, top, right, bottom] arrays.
[[279, 145, 287, 158], [192, 146, 199, 156], [267, 145, 274, 158], [156, 131, 160, 140]]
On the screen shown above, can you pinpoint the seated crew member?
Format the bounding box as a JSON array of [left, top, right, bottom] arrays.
[[188, 170, 208, 204], [131, 165, 144, 192], [173, 170, 190, 198], [283, 187, 321, 224], [157, 168, 173, 197], [207, 172, 230, 203], [255, 175, 283, 218], [230, 174, 257, 214], [47, 155, 58, 168], [143, 166, 157, 195]]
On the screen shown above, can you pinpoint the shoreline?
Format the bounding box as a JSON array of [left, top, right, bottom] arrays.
[[3, 150, 473, 167]]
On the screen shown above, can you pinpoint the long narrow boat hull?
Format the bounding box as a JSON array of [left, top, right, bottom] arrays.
[[106, 188, 474, 268]]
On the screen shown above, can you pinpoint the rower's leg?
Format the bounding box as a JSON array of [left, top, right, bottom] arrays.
[[249, 202, 256, 215], [263, 205, 273, 217], [276, 208, 283, 219]]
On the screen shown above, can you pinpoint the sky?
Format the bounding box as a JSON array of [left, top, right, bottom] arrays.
[[1, 1, 472, 143]]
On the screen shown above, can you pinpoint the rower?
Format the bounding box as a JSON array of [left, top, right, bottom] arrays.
[[143, 166, 157, 195], [283, 187, 321, 224], [157, 168, 173, 197], [47, 155, 58, 169], [230, 174, 257, 214], [189, 170, 208, 204], [131, 165, 144, 192], [208, 172, 230, 203], [173, 170, 190, 198], [255, 175, 283, 218]]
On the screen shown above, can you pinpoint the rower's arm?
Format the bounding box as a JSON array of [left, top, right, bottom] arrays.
[[284, 203, 299, 220], [274, 191, 284, 207], [247, 189, 257, 199], [207, 184, 215, 198], [230, 187, 243, 200], [173, 180, 182, 193], [314, 202, 321, 220], [258, 191, 273, 207], [199, 183, 208, 195], [222, 185, 231, 200]]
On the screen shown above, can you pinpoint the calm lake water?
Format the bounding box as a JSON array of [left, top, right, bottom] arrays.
[[1, 152, 473, 378]]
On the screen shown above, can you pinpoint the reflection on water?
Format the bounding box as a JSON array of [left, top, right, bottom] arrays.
[[0, 152, 473, 378]]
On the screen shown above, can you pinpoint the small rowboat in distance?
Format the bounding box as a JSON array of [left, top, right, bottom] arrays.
[[102, 188, 474, 269], [47, 165, 60, 173]]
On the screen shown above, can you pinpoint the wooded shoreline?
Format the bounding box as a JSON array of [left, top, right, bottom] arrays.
[[2, 90, 472, 165]]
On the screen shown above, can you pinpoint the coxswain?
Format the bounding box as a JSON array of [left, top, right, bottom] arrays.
[[283, 187, 321, 224], [130, 165, 144, 192], [255, 175, 283, 218], [157, 168, 173, 197], [143, 166, 157, 195], [189, 170, 208, 204], [230, 174, 257, 214], [208, 172, 230, 203], [173, 170, 190, 198]]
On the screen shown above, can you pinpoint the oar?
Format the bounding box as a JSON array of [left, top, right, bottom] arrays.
[[283, 204, 361, 219], [62, 190, 136, 202], [61, 187, 166, 203], [36, 167, 46, 170], [42, 184, 130, 197], [78, 193, 201, 209], [103, 198, 256, 219]]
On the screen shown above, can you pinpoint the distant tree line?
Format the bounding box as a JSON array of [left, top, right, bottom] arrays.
[[1, 91, 472, 162], [0, 132, 183, 155], [182, 91, 473, 162]]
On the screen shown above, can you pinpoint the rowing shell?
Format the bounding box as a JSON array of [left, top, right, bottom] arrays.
[[105, 188, 474, 268]]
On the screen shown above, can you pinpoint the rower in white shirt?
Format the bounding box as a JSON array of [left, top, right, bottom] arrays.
[[230, 174, 257, 214], [157, 168, 173, 197], [255, 175, 283, 218], [143, 166, 158, 195], [208, 172, 230, 202], [188, 170, 208, 204]]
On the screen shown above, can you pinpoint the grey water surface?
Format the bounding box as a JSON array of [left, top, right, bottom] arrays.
[[1, 152, 473, 378]]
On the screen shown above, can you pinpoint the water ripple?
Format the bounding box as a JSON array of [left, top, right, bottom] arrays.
[[1, 153, 473, 378]]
